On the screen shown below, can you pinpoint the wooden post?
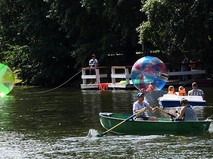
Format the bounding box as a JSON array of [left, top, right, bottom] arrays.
[[111, 67, 116, 84], [96, 68, 100, 84], [82, 69, 86, 84], [125, 67, 130, 84]]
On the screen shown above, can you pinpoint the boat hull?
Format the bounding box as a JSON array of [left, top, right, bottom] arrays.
[[159, 101, 206, 107], [158, 95, 206, 107], [99, 113, 211, 135]]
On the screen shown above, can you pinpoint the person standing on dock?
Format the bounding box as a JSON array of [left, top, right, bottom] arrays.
[[188, 82, 204, 97], [89, 54, 98, 83], [181, 54, 190, 81], [89, 54, 98, 70]]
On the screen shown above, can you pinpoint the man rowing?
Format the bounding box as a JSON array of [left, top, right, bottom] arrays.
[[133, 92, 157, 121], [176, 98, 198, 121]]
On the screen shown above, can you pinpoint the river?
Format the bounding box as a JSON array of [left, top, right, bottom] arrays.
[[0, 86, 212, 158]]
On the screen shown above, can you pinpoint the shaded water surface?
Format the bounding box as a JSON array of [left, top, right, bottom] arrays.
[[0, 86, 212, 158]]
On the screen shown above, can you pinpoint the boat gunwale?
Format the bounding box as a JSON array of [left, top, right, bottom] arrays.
[[99, 112, 212, 123]]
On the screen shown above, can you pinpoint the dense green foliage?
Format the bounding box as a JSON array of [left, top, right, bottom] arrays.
[[139, 0, 213, 71], [0, 0, 212, 85]]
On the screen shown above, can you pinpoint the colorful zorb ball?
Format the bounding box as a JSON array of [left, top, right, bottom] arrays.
[[0, 63, 15, 97], [131, 56, 168, 92]]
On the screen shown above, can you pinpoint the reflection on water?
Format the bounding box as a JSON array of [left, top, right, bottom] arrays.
[[0, 86, 212, 158]]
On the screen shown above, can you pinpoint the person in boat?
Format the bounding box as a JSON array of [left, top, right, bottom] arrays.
[[188, 82, 204, 97], [133, 92, 157, 121], [167, 85, 177, 95], [176, 98, 198, 121], [146, 82, 154, 92], [178, 86, 186, 96]]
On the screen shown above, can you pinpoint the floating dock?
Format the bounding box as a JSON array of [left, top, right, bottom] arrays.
[[81, 66, 134, 90], [80, 66, 209, 90]]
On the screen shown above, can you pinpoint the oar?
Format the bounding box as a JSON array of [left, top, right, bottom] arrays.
[[155, 107, 176, 119], [97, 107, 147, 137]]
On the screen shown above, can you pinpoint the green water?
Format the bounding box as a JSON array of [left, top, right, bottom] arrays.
[[0, 86, 212, 158]]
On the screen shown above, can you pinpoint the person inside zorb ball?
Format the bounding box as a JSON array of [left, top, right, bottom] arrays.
[[0, 63, 15, 97], [131, 56, 168, 92]]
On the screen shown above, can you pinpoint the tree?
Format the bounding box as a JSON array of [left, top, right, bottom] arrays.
[[139, 0, 213, 72], [0, 0, 77, 85], [59, 0, 144, 67]]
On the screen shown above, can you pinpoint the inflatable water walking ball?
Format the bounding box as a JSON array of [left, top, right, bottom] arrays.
[[131, 56, 168, 92], [0, 63, 15, 97]]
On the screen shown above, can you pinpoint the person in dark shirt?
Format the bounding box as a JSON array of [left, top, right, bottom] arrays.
[[176, 98, 198, 121]]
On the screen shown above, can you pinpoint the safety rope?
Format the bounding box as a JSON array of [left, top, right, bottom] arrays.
[[37, 69, 82, 93]]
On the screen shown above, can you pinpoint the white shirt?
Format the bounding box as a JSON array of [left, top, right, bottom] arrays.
[[89, 59, 98, 68], [188, 89, 204, 97], [133, 101, 149, 117]]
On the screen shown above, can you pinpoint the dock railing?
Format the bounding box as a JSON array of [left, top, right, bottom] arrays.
[[81, 67, 108, 84], [81, 66, 207, 89], [111, 66, 132, 84], [168, 69, 205, 76]]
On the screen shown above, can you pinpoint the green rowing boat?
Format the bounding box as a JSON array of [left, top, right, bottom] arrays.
[[99, 112, 211, 135]]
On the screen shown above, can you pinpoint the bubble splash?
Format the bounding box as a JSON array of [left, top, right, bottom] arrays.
[[131, 56, 168, 92], [87, 129, 100, 138]]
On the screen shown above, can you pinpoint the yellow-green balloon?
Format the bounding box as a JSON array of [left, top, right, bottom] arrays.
[[0, 63, 15, 97]]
